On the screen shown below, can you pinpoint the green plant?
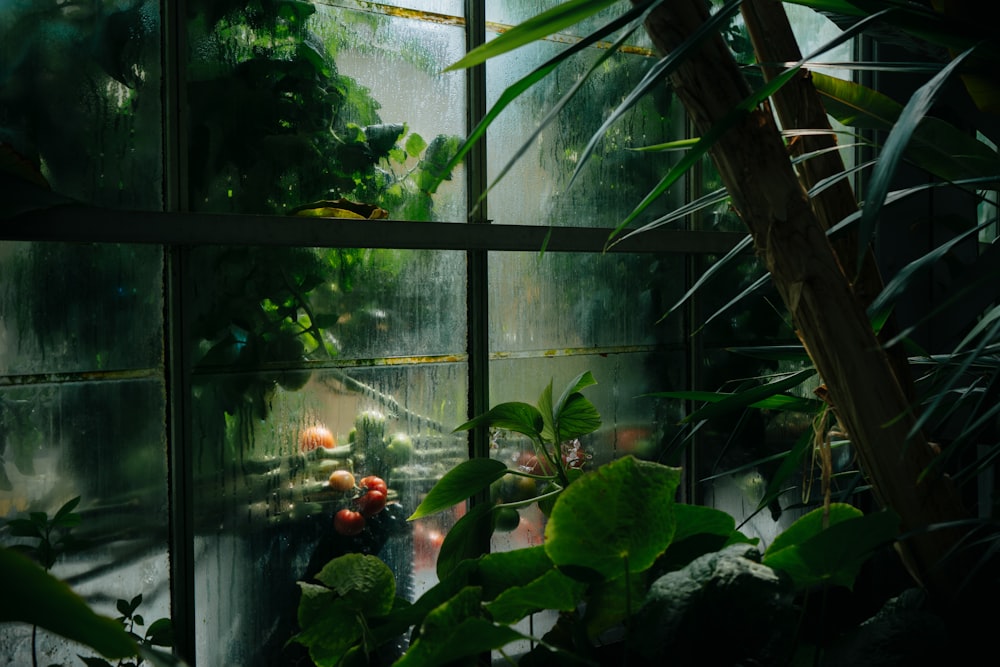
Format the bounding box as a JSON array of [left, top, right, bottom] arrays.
[[1, 497, 182, 667], [290, 374, 901, 666], [426, 0, 1000, 608], [79, 594, 176, 667]]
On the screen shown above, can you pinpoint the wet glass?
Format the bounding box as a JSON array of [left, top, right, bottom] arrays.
[[186, 245, 467, 665], [0, 242, 167, 664], [484, 32, 681, 228], [0, 0, 163, 210], [186, 1, 466, 220]]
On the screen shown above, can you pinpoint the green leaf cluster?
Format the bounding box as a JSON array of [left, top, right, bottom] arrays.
[[294, 374, 900, 666]]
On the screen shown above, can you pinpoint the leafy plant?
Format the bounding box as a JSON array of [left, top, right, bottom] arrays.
[[1, 497, 183, 666], [291, 374, 901, 666], [425, 0, 1000, 609]]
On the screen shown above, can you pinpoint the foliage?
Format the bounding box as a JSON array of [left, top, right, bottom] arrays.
[[0, 497, 184, 666], [292, 375, 900, 666]]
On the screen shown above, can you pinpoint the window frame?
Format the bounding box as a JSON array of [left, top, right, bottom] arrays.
[[0, 1, 751, 662]]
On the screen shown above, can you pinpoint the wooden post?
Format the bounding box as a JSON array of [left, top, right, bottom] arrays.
[[633, 0, 969, 600]]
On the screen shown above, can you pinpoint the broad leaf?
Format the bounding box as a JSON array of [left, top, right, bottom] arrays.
[[453, 402, 543, 440], [435, 501, 494, 578], [398, 587, 527, 666], [474, 545, 556, 600], [408, 458, 509, 520], [484, 569, 587, 624], [763, 506, 900, 591], [545, 456, 681, 580], [555, 392, 602, 442], [313, 553, 395, 617], [292, 583, 362, 667], [0, 547, 137, 659]]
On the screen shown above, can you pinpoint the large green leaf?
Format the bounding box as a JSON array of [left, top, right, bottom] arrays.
[[396, 587, 527, 667], [545, 456, 681, 580], [453, 401, 543, 440], [0, 547, 137, 659], [408, 458, 509, 520], [292, 583, 362, 667], [763, 504, 900, 590], [484, 569, 587, 624], [474, 545, 557, 600], [313, 553, 395, 617], [543, 371, 601, 443], [435, 500, 494, 578]]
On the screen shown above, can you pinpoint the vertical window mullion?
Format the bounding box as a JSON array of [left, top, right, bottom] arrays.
[[464, 0, 491, 558], [162, 0, 196, 663], [465, 0, 489, 457]]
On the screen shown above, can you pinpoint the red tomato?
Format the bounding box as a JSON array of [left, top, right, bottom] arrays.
[[327, 469, 355, 492], [333, 508, 365, 536], [359, 475, 388, 495], [356, 489, 387, 518], [300, 425, 336, 452]]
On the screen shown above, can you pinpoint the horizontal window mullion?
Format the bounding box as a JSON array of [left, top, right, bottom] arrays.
[[3, 207, 745, 255]]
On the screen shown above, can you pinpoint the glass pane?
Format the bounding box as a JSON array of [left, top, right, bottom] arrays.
[[188, 247, 466, 364], [367, 0, 464, 17], [489, 250, 684, 353], [0, 0, 162, 209], [187, 2, 466, 220], [0, 241, 167, 664], [187, 245, 468, 665], [191, 363, 467, 665], [487, 1, 638, 39], [485, 34, 683, 227], [0, 243, 164, 375]]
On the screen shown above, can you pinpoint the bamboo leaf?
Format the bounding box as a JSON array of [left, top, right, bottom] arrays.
[[428, 2, 649, 196], [856, 45, 980, 277], [444, 0, 621, 72], [811, 71, 1000, 185], [657, 235, 753, 321], [679, 368, 818, 423]]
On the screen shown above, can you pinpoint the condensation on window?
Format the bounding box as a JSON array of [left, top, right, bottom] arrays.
[[0, 242, 168, 664]]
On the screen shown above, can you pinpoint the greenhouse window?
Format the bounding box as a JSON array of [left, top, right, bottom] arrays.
[[0, 2, 855, 665]]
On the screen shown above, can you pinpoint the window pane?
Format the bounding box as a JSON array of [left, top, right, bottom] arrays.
[[186, 245, 468, 664], [0, 0, 162, 209], [186, 3, 466, 220], [0, 242, 167, 663], [485, 21, 682, 227], [489, 251, 684, 352], [0, 243, 164, 375]]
